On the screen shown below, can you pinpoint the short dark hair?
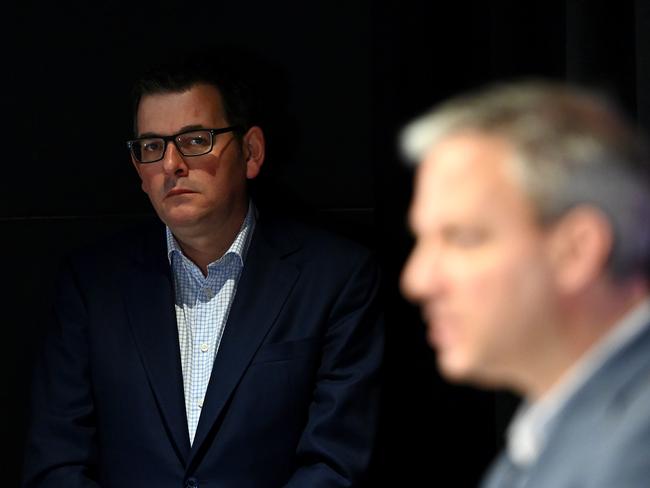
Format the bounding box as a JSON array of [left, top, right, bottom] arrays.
[[131, 49, 255, 136]]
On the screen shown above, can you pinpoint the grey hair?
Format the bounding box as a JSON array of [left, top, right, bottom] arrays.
[[400, 81, 650, 280]]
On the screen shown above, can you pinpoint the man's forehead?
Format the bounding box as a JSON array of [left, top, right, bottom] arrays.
[[417, 133, 514, 197], [425, 131, 514, 171], [410, 132, 529, 231]]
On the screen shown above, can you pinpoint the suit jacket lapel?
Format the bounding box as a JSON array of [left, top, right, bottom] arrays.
[[123, 226, 191, 465], [524, 319, 650, 487], [188, 217, 300, 464], [551, 317, 650, 425]]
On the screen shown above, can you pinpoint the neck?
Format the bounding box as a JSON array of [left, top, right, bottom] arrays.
[[523, 277, 649, 400], [171, 201, 249, 276]]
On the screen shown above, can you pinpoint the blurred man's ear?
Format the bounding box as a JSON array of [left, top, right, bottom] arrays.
[[547, 206, 613, 294], [243, 126, 265, 179]]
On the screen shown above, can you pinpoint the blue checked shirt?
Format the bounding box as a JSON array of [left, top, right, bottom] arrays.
[[166, 204, 255, 445]]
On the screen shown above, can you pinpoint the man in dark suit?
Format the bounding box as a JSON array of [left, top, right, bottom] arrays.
[[23, 57, 383, 487], [400, 81, 650, 487]]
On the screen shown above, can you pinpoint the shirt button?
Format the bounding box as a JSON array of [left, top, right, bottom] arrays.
[[200, 342, 209, 353], [185, 477, 199, 488], [197, 399, 204, 408], [202, 287, 213, 298]]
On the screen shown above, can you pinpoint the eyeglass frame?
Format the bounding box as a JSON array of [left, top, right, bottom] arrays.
[[126, 126, 242, 163]]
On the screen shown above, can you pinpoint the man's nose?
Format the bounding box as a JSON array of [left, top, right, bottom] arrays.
[[400, 243, 443, 303], [162, 142, 189, 176]]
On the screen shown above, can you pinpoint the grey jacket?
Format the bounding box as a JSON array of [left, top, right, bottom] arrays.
[[482, 321, 650, 488]]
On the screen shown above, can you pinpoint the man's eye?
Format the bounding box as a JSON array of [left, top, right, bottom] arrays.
[[189, 136, 208, 146], [143, 141, 162, 152], [177, 135, 210, 149], [445, 228, 488, 246]]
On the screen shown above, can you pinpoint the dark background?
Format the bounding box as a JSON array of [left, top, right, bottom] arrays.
[[4, 1, 650, 486]]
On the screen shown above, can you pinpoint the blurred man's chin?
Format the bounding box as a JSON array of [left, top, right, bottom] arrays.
[[436, 353, 472, 383], [437, 353, 494, 387], [439, 357, 510, 391]]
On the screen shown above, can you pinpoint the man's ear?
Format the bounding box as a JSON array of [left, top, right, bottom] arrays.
[[243, 126, 265, 179], [547, 206, 614, 294]]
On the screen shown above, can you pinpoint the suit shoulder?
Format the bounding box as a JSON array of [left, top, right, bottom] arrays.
[[586, 336, 650, 485], [260, 214, 375, 265], [589, 385, 650, 486]]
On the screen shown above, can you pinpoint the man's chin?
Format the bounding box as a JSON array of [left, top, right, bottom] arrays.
[[436, 351, 484, 385], [436, 355, 471, 383], [160, 209, 206, 230], [437, 354, 506, 390]]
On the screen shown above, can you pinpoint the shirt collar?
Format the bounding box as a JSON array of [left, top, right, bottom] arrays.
[[165, 201, 256, 268], [506, 297, 650, 467]]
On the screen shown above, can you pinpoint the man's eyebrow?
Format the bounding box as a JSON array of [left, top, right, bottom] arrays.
[[137, 125, 207, 138]]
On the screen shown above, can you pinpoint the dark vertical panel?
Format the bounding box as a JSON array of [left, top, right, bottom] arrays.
[[635, 0, 650, 131], [566, 0, 637, 114], [489, 2, 566, 79], [369, 3, 501, 486]]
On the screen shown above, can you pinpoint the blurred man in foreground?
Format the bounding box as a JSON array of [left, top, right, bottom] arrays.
[[400, 81, 650, 487]]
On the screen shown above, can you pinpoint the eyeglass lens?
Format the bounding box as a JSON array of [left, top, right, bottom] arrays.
[[132, 130, 213, 163]]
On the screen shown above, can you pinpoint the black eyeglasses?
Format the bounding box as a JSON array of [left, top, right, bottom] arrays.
[[127, 126, 240, 163]]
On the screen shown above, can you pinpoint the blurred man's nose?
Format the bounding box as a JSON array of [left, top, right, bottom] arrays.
[[401, 242, 443, 303]]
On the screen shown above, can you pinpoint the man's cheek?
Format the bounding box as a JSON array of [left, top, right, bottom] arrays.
[[464, 264, 503, 301], [139, 175, 159, 197]]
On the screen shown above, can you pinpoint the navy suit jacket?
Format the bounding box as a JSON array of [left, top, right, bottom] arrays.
[[23, 214, 383, 488]]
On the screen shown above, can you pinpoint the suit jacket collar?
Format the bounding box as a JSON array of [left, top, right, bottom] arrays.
[[123, 214, 302, 468], [507, 299, 650, 467], [124, 223, 190, 464], [553, 312, 650, 423], [512, 315, 650, 487], [544, 302, 650, 430], [188, 214, 301, 466], [483, 316, 650, 488]]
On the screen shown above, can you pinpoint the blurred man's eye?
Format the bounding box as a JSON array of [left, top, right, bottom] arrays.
[[444, 227, 489, 247]]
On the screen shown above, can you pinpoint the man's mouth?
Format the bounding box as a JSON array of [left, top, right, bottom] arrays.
[[166, 188, 196, 198]]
